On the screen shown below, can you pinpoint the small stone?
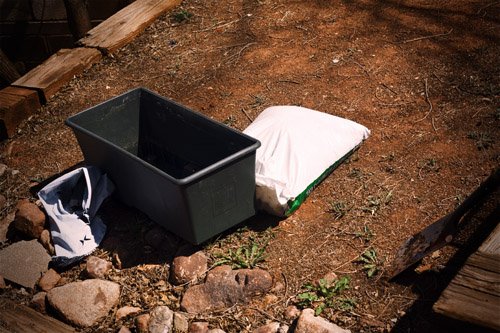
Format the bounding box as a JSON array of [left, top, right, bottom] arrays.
[[170, 246, 208, 285], [0, 194, 6, 210], [149, 306, 174, 333], [295, 308, 351, 333], [277, 325, 289, 333], [0, 164, 7, 177], [189, 321, 209, 333], [283, 305, 301, 321], [271, 281, 284, 293], [208, 330, 226, 333], [315, 272, 338, 288], [136, 314, 150, 333], [11, 169, 19, 176], [31, 291, 47, 313], [47, 279, 120, 327], [116, 306, 142, 320], [0, 239, 50, 288], [173, 312, 189, 332], [85, 256, 112, 278], [13, 199, 46, 239], [39, 229, 55, 255], [118, 326, 132, 333], [253, 322, 280, 333], [38, 268, 61, 291], [0, 275, 6, 289]]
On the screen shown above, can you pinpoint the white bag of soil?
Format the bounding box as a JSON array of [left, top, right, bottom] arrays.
[[243, 106, 370, 216]]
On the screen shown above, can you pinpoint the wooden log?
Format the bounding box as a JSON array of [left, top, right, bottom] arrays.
[[63, 0, 93, 40], [0, 49, 21, 84], [79, 0, 181, 54], [12, 48, 101, 102], [0, 87, 41, 140], [0, 299, 76, 333]]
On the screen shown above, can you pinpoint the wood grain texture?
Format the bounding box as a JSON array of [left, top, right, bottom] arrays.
[[79, 0, 181, 53], [433, 224, 500, 331], [0, 299, 76, 333], [12, 48, 101, 101], [0, 87, 40, 139]]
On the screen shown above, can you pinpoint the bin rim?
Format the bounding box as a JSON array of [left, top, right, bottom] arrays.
[[65, 87, 261, 186]]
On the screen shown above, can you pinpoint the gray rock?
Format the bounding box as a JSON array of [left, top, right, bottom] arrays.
[[253, 322, 280, 333], [47, 279, 120, 327], [170, 246, 208, 285], [0, 164, 6, 177], [148, 306, 174, 333], [173, 312, 189, 332], [116, 306, 142, 320], [189, 322, 209, 333], [295, 309, 351, 333], [39, 229, 55, 255], [31, 291, 47, 313], [136, 314, 151, 333], [38, 268, 61, 291], [181, 265, 272, 314], [0, 239, 50, 288], [13, 200, 46, 239], [85, 256, 112, 278]]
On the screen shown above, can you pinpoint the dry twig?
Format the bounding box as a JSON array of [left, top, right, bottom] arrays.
[[402, 29, 453, 43]]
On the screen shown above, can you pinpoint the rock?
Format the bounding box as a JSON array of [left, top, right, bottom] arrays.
[[315, 272, 338, 288], [181, 265, 273, 313], [13, 200, 46, 239], [174, 312, 189, 332], [253, 322, 280, 333], [148, 306, 174, 333], [136, 314, 150, 333], [283, 305, 301, 321], [0, 164, 6, 177], [85, 256, 113, 278], [0, 275, 6, 289], [116, 306, 142, 320], [144, 226, 166, 249], [0, 194, 6, 210], [208, 330, 226, 333], [295, 309, 351, 333], [38, 268, 61, 291], [119, 326, 132, 333], [39, 229, 55, 255], [189, 321, 209, 333], [0, 212, 15, 242], [31, 291, 47, 313], [277, 325, 289, 333], [170, 246, 208, 285], [0, 239, 50, 288], [47, 279, 120, 327]]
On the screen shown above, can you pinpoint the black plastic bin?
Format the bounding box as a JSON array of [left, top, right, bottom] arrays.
[[66, 88, 261, 244]]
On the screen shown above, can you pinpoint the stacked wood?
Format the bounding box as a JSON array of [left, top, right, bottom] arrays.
[[0, 87, 41, 139]]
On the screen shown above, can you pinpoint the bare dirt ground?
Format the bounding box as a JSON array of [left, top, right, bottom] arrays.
[[1, 0, 499, 332]]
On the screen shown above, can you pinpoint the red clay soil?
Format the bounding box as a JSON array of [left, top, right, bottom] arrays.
[[1, 1, 499, 332]]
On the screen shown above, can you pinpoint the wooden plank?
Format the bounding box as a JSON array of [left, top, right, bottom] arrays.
[[433, 225, 500, 331], [479, 222, 500, 254], [0, 87, 41, 140], [12, 48, 101, 102], [0, 299, 76, 333], [79, 0, 181, 53]]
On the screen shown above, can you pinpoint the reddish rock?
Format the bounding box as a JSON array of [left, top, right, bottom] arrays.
[[170, 246, 208, 285], [85, 256, 112, 278], [135, 314, 150, 333], [39, 229, 55, 255], [189, 321, 209, 333], [38, 268, 61, 291], [31, 291, 47, 313], [295, 309, 351, 333], [253, 322, 280, 333], [208, 330, 226, 333], [118, 326, 132, 333], [116, 306, 142, 320], [13, 199, 46, 239], [284, 305, 301, 321], [181, 265, 272, 314]]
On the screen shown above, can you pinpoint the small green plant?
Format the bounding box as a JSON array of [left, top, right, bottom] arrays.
[[467, 131, 494, 150], [172, 9, 193, 23], [296, 276, 353, 315], [354, 225, 374, 242], [213, 238, 268, 269], [328, 201, 350, 219], [357, 248, 379, 278], [348, 168, 363, 179], [223, 115, 237, 127]]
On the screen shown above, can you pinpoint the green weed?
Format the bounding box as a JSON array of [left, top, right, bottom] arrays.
[[354, 225, 374, 242], [172, 9, 193, 23], [213, 238, 268, 269], [296, 276, 353, 315], [357, 248, 380, 278], [328, 201, 350, 219], [467, 132, 494, 150]]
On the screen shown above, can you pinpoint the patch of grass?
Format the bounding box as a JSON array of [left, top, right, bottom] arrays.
[[213, 237, 269, 269], [354, 225, 374, 242], [296, 276, 354, 315], [467, 131, 494, 150], [361, 191, 392, 215], [172, 9, 193, 23], [357, 248, 380, 278], [328, 201, 350, 219]]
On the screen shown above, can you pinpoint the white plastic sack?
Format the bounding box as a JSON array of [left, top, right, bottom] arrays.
[[243, 106, 370, 216]]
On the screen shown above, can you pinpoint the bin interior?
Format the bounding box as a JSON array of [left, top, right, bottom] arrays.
[[69, 89, 256, 180]]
